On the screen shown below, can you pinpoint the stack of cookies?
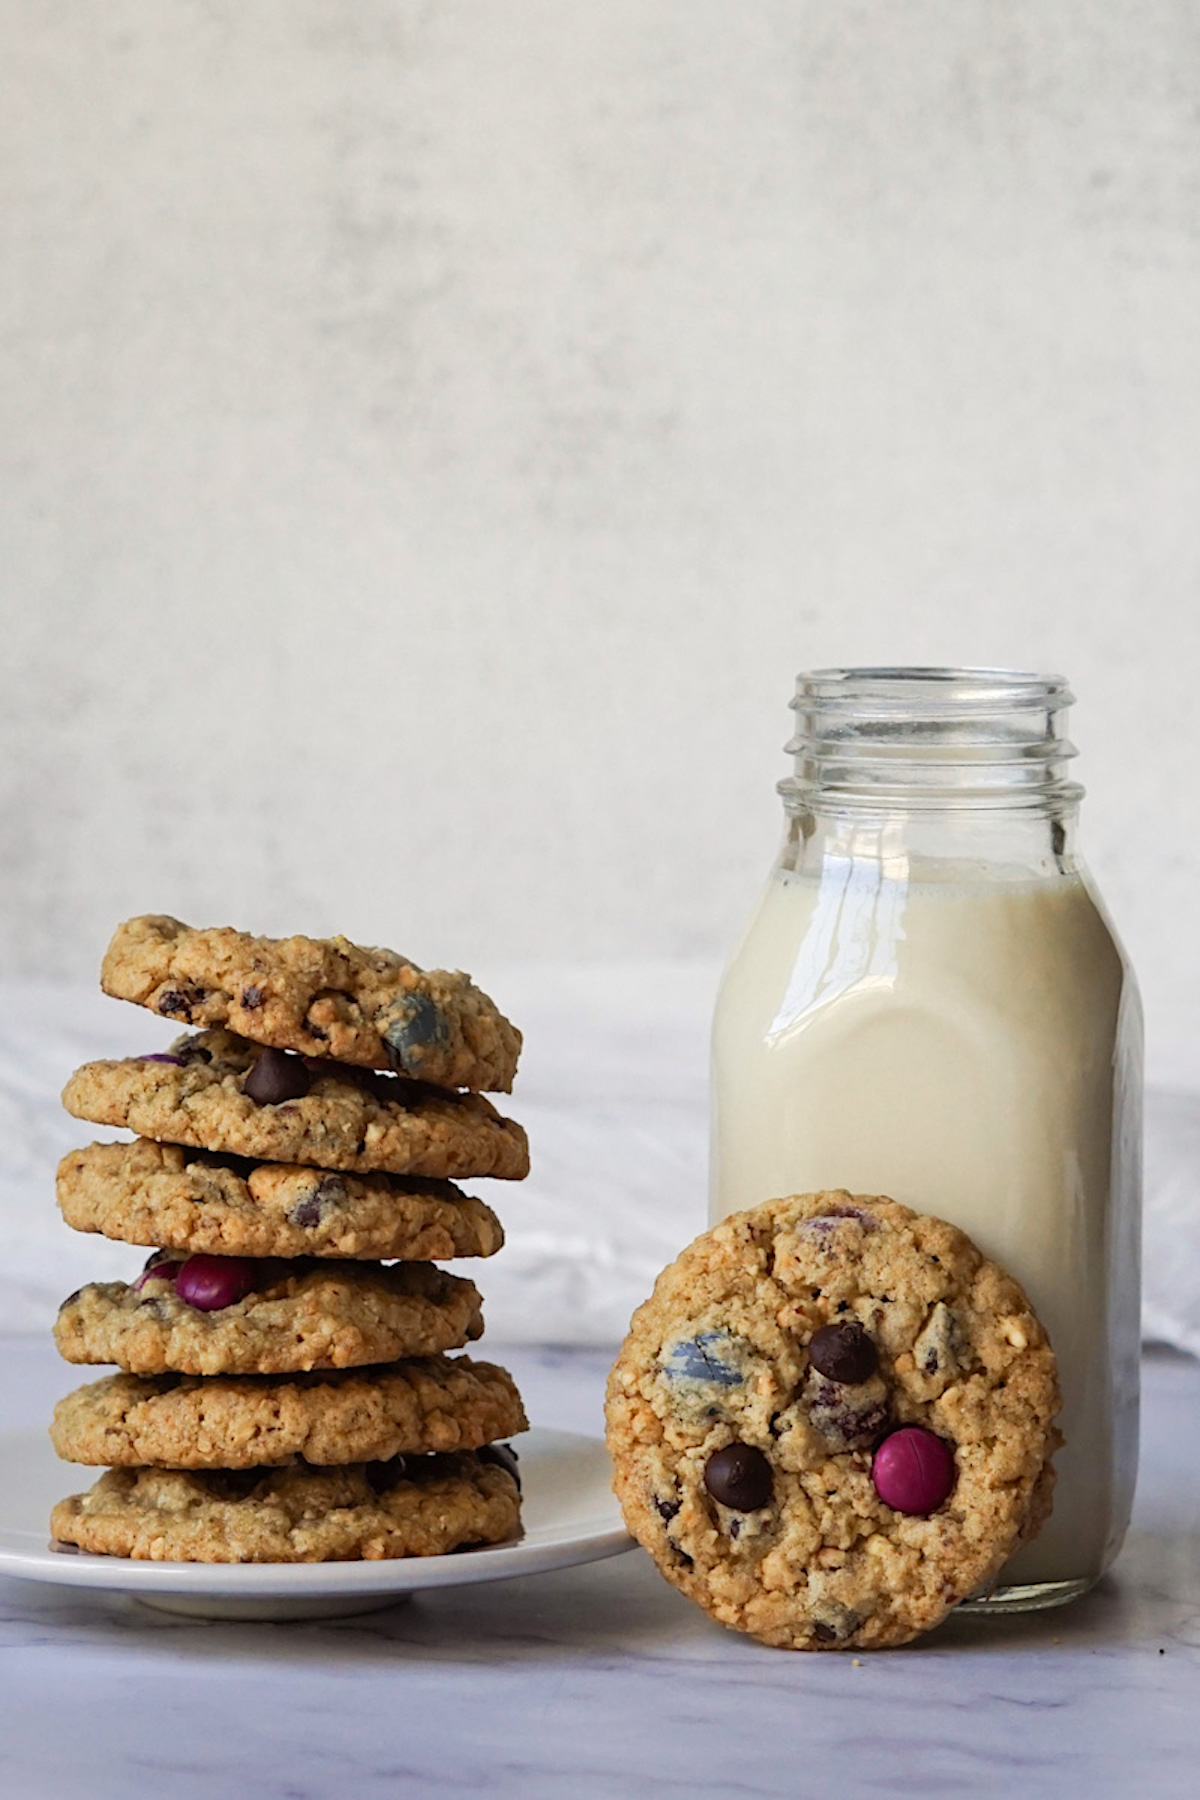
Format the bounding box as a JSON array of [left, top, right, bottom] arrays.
[[49, 915, 531, 1564]]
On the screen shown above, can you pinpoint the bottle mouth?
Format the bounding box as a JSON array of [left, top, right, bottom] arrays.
[[781, 666, 1083, 811]]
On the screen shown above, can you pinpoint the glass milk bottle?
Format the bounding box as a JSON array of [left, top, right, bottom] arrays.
[[710, 668, 1142, 1610]]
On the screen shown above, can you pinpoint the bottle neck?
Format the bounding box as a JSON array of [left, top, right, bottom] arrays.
[[777, 668, 1084, 882]]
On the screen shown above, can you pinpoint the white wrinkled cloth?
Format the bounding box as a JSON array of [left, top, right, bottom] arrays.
[[0, 972, 1196, 1352]]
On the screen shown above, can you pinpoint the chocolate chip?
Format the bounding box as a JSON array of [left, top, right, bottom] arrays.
[[703, 1442, 773, 1511], [806, 1378, 890, 1452], [288, 1176, 345, 1229], [912, 1302, 966, 1385], [174, 1038, 213, 1065], [365, 1458, 408, 1494], [478, 1443, 521, 1490], [157, 984, 205, 1022], [811, 1606, 862, 1643], [241, 985, 264, 1008], [244, 1048, 313, 1105], [59, 1289, 83, 1310], [808, 1321, 878, 1385], [654, 1495, 680, 1522], [383, 993, 449, 1075]]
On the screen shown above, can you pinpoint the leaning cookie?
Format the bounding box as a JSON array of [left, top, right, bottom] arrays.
[[51, 1451, 523, 1562], [605, 1192, 1061, 1651], [52, 1355, 528, 1469], [54, 1257, 484, 1376], [58, 1140, 505, 1262], [100, 914, 522, 1091], [62, 1030, 529, 1180]]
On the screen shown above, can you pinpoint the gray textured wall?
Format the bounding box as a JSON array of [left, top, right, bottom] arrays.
[[2, 3, 1199, 1058]]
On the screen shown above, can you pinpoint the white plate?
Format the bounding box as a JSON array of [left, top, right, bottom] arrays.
[[0, 1426, 632, 1620]]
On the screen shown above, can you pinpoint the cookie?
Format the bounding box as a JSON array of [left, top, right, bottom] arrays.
[[51, 1354, 528, 1469], [605, 1192, 1061, 1651], [62, 1030, 530, 1180], [54, 1257, 484, 1376], [50, 1451, 522, 1562], [100, 914, 522, 1091], [57, 1139, 505, 1262]]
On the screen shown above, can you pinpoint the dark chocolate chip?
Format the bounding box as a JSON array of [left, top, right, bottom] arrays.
[[383, 993, 449, 1074], [654, 1495, 680, 1522], [728, 1517, 742, 1540], [808, 1321, 878, 1385], [288, 1176, 345, 1229], [157, 984, 206, 1022], [673, 1547, 695, 1570], [703, 1442, 773, 1511], [174, 1039, 213, 1065], [365, 1457, 408, 1494], [478, 1443, 521, 1490], [812, 1604, 863, 1642], [806, 1378, 891, 1452], [240, 985, 264, 1008], [244, 1048, 314, 1105], [59, 1288, 84, 1311]]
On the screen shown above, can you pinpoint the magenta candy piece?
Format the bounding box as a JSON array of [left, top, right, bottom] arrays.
[[141, 1053, 184, 1065], [134, 1255, 178, 1292], [175, 1254, 256, 1312], [871, 1427, 955, 1515]]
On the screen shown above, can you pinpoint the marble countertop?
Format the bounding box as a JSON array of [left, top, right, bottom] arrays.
[[2, 1338, 1198, 1800]]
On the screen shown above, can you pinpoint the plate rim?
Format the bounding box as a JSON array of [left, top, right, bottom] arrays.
[[0, 1423, 633, 1597]]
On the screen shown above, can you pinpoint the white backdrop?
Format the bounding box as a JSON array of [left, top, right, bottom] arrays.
[[3, 1, 1200, 1061]]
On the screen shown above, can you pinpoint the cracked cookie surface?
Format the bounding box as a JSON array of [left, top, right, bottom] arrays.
[[58, 1139, 505, 1261], [52, 1354, 528, 1468], [54, 1258, 483, 1376], [51, 1453, 522, 1562], [100, 914, 522, 1090], [62, 1030, 529, 1180], [605, 1192, 1061, 1651]]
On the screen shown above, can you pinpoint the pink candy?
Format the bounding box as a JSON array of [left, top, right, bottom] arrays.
[[871, 1427, 955, 1515], [133, 1256, 178, 1292], [174, 1255, 257, 1312]]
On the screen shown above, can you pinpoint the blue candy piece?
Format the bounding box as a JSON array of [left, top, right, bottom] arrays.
[[383, 993, 450, 1074], [663, 1333, 747, 1387]]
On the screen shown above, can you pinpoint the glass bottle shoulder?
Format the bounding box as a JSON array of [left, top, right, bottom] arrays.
[[714, 860, 1127, 1052]]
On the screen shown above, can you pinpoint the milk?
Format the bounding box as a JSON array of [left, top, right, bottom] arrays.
[[710, 861, 1141, 1590]]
